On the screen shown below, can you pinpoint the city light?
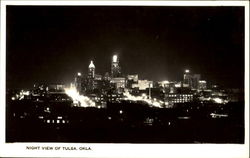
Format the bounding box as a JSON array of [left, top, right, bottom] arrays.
[[213, 97, 223, 104], [64, 87, 95, 107], [113, 55, 118, 62], [123, 91, 162, 108], [77, 72, 81, 76], [162, 80, 169, 84], [89, 60, 95, 68], [185, 69, 190, 73]]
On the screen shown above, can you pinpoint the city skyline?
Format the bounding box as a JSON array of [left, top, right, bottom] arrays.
[[6, 6, 245, 89]]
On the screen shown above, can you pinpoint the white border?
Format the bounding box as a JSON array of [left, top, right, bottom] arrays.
[[0, 1, 249, 158]]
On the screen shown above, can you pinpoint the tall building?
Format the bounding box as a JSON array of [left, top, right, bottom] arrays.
[[192, 74, 201, 89], [86, 60, 96, 91], [183, 69, 192, 87], [88, 60, 95, 79], [75, 72, 82, 93], [111, 55, 121, 78], [183, 69, 200, 89]]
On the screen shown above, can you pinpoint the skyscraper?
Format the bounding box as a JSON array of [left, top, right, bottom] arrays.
[[75, 72, 82, 93], [88, 60, 95, 79], [183, 69, 192, 87], [111, 55, 121, 78], [183, 69, 201, 89], [87, 60, 95, 91]]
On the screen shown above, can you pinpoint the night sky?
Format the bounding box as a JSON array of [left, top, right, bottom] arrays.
[[6, 6, 245, 89]]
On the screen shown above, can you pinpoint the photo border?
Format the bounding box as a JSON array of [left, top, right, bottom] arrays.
[[0, 1, 249, 157]]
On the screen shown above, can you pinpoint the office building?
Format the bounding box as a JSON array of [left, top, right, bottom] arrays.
[[198, 80, 207, 90], [110, 77, 126, 89], [183, 69, 201, 89], [88, 60, 95, 79], [137, 80, 153, 90], [111, 55, 121, 78]]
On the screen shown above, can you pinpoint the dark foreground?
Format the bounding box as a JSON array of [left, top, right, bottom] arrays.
[[6, 101, 244, 143]]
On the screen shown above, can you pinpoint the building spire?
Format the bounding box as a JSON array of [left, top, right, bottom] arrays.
[[89, 60, 95, 68]]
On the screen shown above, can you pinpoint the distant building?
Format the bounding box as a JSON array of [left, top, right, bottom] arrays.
[[183, 69, 192, 87], [110, 77, 126, 89], [111, 55, 121, 78], [75, 72, 82, 93], [48, 84, 65, 93], [88, 60, 95, 79], [165, 93, 193, 104], [169, 82, 176, 93], [137, 80, 153, 90], [198, 80, 207, 90], [127, 74, 139, 89], [87, 60, 96, 91], [104, 72, 111, 81], [183, 69, 200, 89], [192, 74, 201, 89], [94, 74, 102, 80], [127, 74, 138, 82], [158, 80, 169, 88], [107, 92, 123, 103]]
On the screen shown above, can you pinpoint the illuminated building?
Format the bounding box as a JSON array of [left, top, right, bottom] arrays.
[[127, 74, 138, 82], [158, 80, 169, 88], [110, 77, 126, 89], [127, 74, 139, 89], [183, 69, 200, 89], [88, 60, 95, 79], [137, 80, 153, 90], [48, 84, 65, 92], [111, 55, 121, 78], [86, 60, 96, 91], [75, 72, 82, 93], [107, 92, 123, 103], [198, 80, 207, 90], [94, 74, 102, 80], [104, 72, 111, 81], [183, 69, 192, 87], [165, 93, 193, 104], [192, 74, 201, 89], [169, 82, 176, 93]]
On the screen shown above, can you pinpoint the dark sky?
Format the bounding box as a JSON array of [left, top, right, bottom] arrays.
[[6, 6, 245, 89]]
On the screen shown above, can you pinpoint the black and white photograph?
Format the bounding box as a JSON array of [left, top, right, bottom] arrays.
[[0, 1, 249, 158]]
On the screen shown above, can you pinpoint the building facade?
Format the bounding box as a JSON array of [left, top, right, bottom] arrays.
[[111, 55, 121, 78]]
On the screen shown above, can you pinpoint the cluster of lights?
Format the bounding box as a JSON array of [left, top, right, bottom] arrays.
[[123, 91, 163, 108], [199, 96, 228, 104], [64, 87, 95, 107], [212, 97, 228, 104], [12, 90, 30, 100]]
